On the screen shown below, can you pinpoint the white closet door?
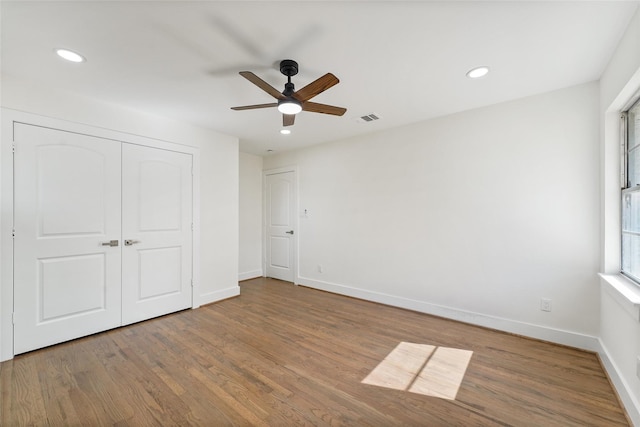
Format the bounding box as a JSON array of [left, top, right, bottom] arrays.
[[13, 124, 122, 354], [121, 144, 193, 325]]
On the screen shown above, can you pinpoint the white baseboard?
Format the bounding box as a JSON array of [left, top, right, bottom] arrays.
[[198, 286, 240, 306], [238, 269, 263, 282], [598, 340, 640, 426], [297, 276, 600, 350]]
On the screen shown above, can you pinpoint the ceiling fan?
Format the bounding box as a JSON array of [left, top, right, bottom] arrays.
[[231, 59, 347, 127]]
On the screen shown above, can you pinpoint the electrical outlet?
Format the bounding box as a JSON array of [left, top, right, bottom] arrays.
[[540, 298, 552, 312], [317, 264, 323, 273]]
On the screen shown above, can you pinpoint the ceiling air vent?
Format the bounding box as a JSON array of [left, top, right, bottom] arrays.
[[357, 113, 381, 123]]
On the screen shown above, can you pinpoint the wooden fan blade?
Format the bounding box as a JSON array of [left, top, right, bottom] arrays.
[[231, 103, 278, 111], [293, 73, 339, 102], [283, 114, 295, 127], [239, 71, 285, 100], [302, 101, 347, 116]]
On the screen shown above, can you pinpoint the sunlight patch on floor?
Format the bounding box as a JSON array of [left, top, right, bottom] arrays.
[[362, 341, 473, 400]]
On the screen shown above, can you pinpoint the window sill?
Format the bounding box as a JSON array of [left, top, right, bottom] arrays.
[[599, 273, 640, 322]]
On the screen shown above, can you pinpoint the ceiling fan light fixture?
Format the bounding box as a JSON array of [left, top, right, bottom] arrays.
[[277, 99, 302, 115], [466, 66, 489, 79]]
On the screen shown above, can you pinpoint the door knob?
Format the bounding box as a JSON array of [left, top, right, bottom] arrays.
[[100, 240, 119, 247], [124, 239, 141, 246], [285, 230, 294, 235]]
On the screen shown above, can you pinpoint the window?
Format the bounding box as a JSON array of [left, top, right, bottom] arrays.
[[622, 98, 640, 282]]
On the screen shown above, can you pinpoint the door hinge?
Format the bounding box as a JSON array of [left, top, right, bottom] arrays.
[[191, 223, 194, 231], [12, 229, 15, 238], [12, 144, 15, 153], [191, 279, 194, 288], [12, 312, 16, 325]]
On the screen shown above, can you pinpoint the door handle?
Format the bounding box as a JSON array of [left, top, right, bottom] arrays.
[[124, 239, 141, 246], [100, 240, 119, 247], [285, 230, 294, 235]]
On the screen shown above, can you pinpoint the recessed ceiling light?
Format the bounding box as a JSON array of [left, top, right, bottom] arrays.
[[55, 48, 86, 63], [466, 66, 489, 79], [280, 129, 291, 135]]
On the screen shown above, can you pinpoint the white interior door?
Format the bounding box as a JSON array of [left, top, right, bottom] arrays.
[[13, 124, 122, 354], [265, 171, 296, 282], [121, 144, 193, 325]]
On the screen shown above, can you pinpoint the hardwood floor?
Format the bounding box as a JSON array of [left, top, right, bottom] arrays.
[[1, 277, 630, 426]]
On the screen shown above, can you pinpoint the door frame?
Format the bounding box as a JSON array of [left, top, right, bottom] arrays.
[[263, 166, 298, 285], [0, 109, 201, 361]]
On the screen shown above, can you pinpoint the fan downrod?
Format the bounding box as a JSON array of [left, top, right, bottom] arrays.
[[280, 59, 299, 77]]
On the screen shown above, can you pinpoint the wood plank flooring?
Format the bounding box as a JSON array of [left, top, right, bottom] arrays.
[[1, 277, 630, 426]]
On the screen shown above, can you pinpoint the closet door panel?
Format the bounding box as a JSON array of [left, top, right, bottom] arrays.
[[13, 124, 122, 354], [121, 144, 193, 325]]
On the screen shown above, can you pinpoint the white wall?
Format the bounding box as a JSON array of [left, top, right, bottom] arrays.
[[239, 152, 263, 280], [198, 135, 239, 303], [599, 6, 640, 425], [264, 82, 601, 348], [0, 75, 239, 359]]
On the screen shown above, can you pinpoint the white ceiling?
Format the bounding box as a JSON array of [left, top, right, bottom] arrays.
[[2, 1, 638, 155]]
